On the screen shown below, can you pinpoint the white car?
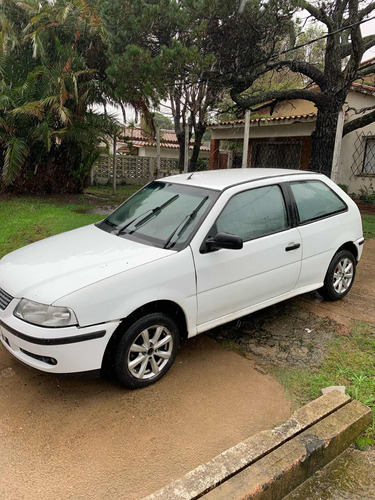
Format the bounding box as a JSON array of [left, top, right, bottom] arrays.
[[0, 169, 363, 388]]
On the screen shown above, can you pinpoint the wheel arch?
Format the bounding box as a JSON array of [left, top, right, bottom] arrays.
[[101, 300, 188, 373], [336, 241, 358, 261]]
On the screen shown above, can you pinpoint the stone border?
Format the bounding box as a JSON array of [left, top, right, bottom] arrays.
[[143, 391, 371, 500]]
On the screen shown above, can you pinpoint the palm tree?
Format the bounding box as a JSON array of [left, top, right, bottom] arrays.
[[0, 0, 119, 193]]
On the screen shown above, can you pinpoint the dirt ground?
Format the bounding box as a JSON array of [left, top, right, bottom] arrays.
[[214, 239, 375, 366], [0, 333, 290, 499]]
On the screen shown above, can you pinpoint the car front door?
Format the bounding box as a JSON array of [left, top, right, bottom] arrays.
[[191, 183, 302, 332]]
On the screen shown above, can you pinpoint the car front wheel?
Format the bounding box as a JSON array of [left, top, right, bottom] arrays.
[[114, 313, 180, 389], [319, 250, 356, 301]]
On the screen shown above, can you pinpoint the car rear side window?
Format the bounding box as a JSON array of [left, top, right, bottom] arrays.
[[290, 181, 347, 224], [215, 184, 288, 241]]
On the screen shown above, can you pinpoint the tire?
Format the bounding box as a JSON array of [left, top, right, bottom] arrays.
[[114, 313, 180, 389], [319, 250, 356, 301]]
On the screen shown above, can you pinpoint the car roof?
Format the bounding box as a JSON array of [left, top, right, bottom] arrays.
[[161, 168, 323, 191]]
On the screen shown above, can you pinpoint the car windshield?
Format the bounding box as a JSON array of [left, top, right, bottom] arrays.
[[99, 181, 218, 249]]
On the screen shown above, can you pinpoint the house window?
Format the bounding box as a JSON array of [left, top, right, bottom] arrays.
[[363, 138, 375, 175], [251, 142, 302, 169]]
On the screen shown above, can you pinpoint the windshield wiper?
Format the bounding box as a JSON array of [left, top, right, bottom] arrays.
[[116, 194, 180, 236], [164, 196, 209, 249]]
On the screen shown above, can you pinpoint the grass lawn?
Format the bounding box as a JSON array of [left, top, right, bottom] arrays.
[[269, 322, 375, 445], [0, 184, 141, 258], [363, 214, 375, 239]]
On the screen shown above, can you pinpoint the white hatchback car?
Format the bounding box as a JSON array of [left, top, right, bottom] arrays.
[[0, 169, 363, 388]]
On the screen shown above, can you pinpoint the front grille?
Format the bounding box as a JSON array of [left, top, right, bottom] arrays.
[[0, 288, 13, 310]]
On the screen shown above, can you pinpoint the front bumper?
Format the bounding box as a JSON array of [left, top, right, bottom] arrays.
[[0, 299, 120, 374]]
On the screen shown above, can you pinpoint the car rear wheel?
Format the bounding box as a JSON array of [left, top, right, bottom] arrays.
[[114, 313, 180, 389], [319, 250, 356, 301]]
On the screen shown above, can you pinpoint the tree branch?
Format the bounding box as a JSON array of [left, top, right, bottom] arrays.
[[357, 63, 375, 78], [343, 0, 364, 81], [296, 1, 333, 29], [341, 34, 375, 58], [358, 1, 375, 20], [343, 109, 375, 135], [347, 104, 375, 114], [230, 87, 328, 110], [267, 59, 326, 89]]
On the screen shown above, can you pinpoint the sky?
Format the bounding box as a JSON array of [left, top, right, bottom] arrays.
[[361, 15, 375, 60], [99, 12, 375, 125]]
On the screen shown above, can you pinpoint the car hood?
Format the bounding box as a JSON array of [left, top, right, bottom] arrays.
[[0, 224, 172, 304]]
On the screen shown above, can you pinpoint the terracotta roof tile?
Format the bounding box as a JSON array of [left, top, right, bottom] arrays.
[[209, 112, 318, 127], [119, 127, 210, 151]]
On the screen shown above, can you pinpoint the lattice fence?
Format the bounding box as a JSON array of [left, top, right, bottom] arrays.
[[92, 156, 180, 184], [350, 131, 375, 179]]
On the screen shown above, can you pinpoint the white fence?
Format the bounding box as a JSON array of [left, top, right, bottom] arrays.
[[92, 156, 180, 185]]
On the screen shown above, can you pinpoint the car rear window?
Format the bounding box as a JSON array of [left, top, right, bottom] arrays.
[[290, 181, 347, 224]]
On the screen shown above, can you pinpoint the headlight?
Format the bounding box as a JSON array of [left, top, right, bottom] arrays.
[[14, 299, 78, 327]]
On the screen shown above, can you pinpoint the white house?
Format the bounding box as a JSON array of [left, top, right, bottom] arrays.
[[208, 83, 375, 194]]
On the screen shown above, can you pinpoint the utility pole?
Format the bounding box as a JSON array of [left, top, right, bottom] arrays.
[[112, 135, 117, 195], [184, 120, 190, 173], [156, 125, 161, 178], [242, 110, 251, 169], [331, 110, 345, 183]]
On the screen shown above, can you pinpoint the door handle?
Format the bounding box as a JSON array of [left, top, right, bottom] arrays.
[[285, 243, 301, 252]]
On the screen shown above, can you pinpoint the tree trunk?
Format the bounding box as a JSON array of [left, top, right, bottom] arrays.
[[176, 130, 185, 171], [189, 122, 206, 172], [309, 105, 341, 176]]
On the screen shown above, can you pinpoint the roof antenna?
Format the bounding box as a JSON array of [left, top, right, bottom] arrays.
[[187, 161, 205, 180]]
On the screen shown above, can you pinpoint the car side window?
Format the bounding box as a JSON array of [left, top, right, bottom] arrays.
[[290, 181, 346, 224], [215, 185, 288, 241]]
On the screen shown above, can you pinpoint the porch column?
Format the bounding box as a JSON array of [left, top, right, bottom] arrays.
[[242, 110, 251, 168], [209, 139, 220, 170]]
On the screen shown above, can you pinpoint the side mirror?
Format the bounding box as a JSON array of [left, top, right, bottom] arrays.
[[205, 232, 243, 252]]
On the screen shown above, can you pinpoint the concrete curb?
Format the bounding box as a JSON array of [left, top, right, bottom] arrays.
[[143, 391, 371, 500]]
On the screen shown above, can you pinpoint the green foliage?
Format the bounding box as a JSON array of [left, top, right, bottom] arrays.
[[0, 0, 119, 193], [338, 183, 349, 193], [294, 22, 326, 72], [362, 215, 375, 239], [100, 0, 295, 169], [153, 112, 173, 130], [269, 322, 375, 440], [355, 436, 373, 451]]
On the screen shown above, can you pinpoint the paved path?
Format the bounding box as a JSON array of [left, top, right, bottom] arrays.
[[0, 334, 290, 499]]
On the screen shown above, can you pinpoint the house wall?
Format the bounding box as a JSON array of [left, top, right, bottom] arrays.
[[338, 92, 375, 193], [138, 146, 179, 158], [138, 146, 210, 159], [259, 99, 317, 117], [211, 121, 316, 141], [210, 90, 375, 194]]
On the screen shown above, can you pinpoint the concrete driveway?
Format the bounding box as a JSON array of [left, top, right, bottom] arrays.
[[0, 332, 290, 499]]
